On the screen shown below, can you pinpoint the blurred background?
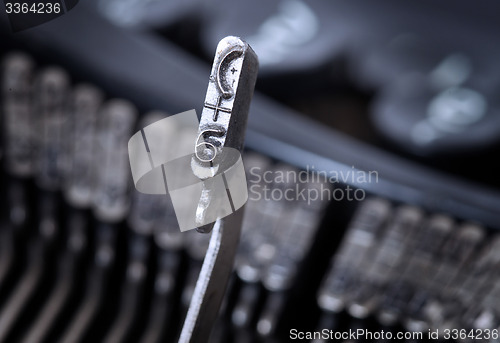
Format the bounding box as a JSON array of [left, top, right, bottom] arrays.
[[1, 0, 500, 342]]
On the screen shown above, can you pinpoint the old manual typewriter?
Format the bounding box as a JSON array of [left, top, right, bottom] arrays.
[[1, 0, 500, 342]]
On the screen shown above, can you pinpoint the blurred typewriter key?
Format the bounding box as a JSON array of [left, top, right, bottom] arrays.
[[64, 84, 104, 208], [252, 178, 330, 338], [318, 198, 391, 314], [406, 223, 484, 332], [377, 214, 453, 329], [262, 179, 329, 292], [35, 67, 71, 191], [465, 250, 500, 331], [2, 52, 35, 177], [448, 236, 500, 331], [428, 223, 485, 298], [348, 205, 423, 319], [92, 99, 137, 222], [459, 236, 500, 303]]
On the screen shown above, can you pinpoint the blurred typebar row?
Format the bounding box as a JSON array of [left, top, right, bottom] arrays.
[[0, 52, 331, 342], [316, 197, 500, 343]]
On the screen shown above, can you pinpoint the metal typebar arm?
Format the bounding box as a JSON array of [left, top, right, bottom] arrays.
[[179, 36, 258, 343]]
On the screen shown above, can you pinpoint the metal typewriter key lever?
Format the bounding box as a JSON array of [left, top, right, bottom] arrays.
[[191, 36, 258, 234], [179, 36, 258, 342]]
